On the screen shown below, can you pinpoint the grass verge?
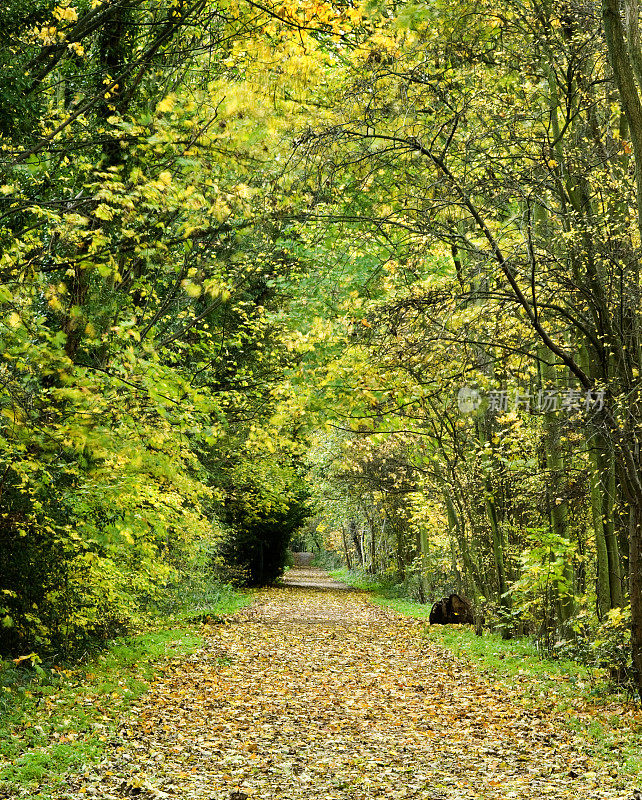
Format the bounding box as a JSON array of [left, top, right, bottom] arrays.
[[332, 567, 642, 780], [0, 582, 248, 799]]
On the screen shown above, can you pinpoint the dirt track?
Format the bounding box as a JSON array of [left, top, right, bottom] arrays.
[[61, 566, 631, 800]]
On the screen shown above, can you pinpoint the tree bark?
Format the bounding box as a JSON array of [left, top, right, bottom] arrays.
[[601, 0, 642, 699]]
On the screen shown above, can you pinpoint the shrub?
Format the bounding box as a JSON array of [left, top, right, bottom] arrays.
[[215, 461, 311, 586]]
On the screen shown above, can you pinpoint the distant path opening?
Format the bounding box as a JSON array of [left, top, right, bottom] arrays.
[[283, 557, 352, 591], [292, 551, 314, 567]]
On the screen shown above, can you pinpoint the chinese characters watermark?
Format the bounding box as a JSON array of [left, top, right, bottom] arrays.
[[457, 387, 605, 414]]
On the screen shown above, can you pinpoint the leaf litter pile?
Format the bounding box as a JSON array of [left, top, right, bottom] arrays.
[[65, 568, 636, 800]]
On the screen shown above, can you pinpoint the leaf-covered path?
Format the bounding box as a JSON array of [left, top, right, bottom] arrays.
[[71, 568, 631, 799]]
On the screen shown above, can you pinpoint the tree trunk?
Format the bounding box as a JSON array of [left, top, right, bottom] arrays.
[[484, 486, 510, 623], [349, 518, 364, 569], [598, 433, 624, 608], [590, 446, 612, 618], [628, 500, 642, 689], [538, 346, 574, 623], [601, 0, 642, 698], [341, 525, 353, 571], [444, 487, 486, 598]]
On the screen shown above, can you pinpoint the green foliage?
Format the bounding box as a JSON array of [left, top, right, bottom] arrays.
[[312, 549, 344, 571], [509, 527, 577, 646], [0, 0, 322, 655], [0, 376, 219, 656], [554, 606, 636, 694], [157, 561, 252, 621], [590, 608, 634, 686], [330, 567, 423, 600], [329, 568, 389, 593]]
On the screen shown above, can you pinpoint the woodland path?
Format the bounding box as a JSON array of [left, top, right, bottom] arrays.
[[67, 566, 631, 800]]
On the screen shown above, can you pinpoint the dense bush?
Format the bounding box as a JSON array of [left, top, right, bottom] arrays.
[[216, 461, 311, 585]]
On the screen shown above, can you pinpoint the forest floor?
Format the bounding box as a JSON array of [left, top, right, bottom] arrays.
[[55, 565, 638, 800]]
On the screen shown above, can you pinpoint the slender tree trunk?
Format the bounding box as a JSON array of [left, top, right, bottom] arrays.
[[601, 0, 642, 697], [599, 434, 624, 608], [538, 348, 573, 622], [394, 521, 405, 580], [484, 485, 508, 606], [444, 487, 485, 598], [625, 479, 642, 693], [349, 518, 363, 568], [590, 445, 613, 618], [341, 525, 353, 571]]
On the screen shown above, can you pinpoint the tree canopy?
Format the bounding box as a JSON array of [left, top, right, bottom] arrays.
[[2, 0, 642, 699]]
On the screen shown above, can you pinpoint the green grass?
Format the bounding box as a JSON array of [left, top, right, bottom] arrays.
[[333, 567, 642, 780], [329, 567, 409, 595], [425, 625, 642, 778], [152, 573, 251, 622], [428, 624, 598, 694], [0, 581, 249, 799]]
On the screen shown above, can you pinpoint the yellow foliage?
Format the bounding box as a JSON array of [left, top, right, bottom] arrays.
[[157, 95, 177, 114], [53, 5, 78, 23]]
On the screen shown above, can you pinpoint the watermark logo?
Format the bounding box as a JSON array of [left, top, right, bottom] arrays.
[[457, 386, 482, 413], [457, 386, 605, 414]]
